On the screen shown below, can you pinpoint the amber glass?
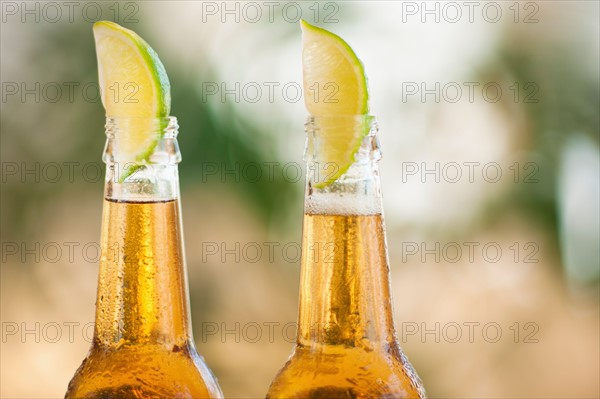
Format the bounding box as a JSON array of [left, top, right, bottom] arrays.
[[266, 116, 426, 399], [66, 117, 222, 399]]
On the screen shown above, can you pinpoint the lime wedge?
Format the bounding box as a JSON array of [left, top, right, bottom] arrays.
[[301, 20, 368, 115], [300, 20, 370, 188], [93, 21, 170, 164]]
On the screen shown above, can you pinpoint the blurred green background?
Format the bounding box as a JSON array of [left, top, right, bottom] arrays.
[[1, 1, 598, 398]]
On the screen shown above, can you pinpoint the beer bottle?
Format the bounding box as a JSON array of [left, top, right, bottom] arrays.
[[266, 116, 426, 398], [66, 117, 223, 399]]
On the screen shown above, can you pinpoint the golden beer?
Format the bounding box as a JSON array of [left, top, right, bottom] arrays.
[[66, 118, 222, 399], [266, 117, 425, 398]]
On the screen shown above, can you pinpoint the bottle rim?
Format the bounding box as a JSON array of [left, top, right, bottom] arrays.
[[304, 115, 378, 141], [104, 116, 179, 139], [303, 114, 380, 163], [304, 114, 376, 125]]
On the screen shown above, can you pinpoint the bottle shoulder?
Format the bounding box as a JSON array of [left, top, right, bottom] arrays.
[[266, 344, 425, 399], [65, 344, 222, 399]]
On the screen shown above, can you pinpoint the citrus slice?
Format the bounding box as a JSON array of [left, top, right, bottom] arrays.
[[300, 20, 370, 188], [93, 21, 170, 165]]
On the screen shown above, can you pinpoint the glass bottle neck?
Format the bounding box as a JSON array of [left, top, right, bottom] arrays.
[[103, 117, 181, 202], [93, 117, 193, 349], [297, 117, 399, 350], [304, 116, 383, 215]]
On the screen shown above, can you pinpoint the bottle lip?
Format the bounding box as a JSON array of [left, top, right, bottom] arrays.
[[104, 116, 179, 139], [303, 114, 380, 164], [304, 115, 378, 141], [304, 114, 376, 125]]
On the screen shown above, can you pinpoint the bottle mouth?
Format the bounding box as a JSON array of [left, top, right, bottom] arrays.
[[105, 116, 179, 139], [103, 116, 181, 166], [304, 115, 381, 165], [304, 115, 375, 132], [303, 115, 383, 214]]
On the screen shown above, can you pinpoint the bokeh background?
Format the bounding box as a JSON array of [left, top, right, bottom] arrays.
[[1, 1, 599, 398]]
